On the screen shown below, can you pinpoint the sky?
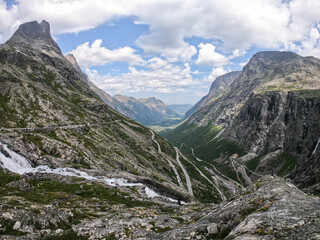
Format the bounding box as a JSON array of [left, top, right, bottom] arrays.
[[1, 0, 320, 104]]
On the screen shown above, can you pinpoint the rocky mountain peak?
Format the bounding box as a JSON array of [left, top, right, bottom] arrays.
[[244, 51, 301, 71], [6, 20, 62, 54], [251, 51, 299, 60], [66, 54, 83, 73]]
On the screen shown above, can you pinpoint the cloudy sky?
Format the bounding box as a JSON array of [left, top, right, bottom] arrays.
[[1, 0, 320, 104]]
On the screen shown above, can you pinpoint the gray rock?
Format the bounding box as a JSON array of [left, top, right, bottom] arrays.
[[13, 221, 21, 230], [206, 223, 218, 234]]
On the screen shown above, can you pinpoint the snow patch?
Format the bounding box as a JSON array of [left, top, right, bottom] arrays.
[[145, 187, 160, 198]]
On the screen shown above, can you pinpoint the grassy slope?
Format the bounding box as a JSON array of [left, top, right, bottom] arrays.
[[162, 122, 247, 196], [163, 122, 245, 161]]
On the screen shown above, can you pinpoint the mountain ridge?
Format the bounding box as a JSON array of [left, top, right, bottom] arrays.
[[184, 71, 241, 119]]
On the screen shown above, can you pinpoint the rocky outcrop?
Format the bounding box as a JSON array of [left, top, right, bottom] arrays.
[[153, 176, 320, 239], [3, 170, 319, 240]]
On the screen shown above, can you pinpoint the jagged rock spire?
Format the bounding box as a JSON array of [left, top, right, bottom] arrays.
[[6, 20, 62, 54]]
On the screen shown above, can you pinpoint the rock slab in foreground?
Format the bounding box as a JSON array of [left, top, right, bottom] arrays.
[[154, 176, 320, 239]]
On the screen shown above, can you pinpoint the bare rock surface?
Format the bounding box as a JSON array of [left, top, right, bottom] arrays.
[[153, 176, 320, 239]]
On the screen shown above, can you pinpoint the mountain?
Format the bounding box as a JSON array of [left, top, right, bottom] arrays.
[[1, 21, 320, 239], [165, 51, 320, 193], [112, 94, 182, 126], [168, 104, 193, 116], [0, 20, 195, 192], [184, 71, 241, 118]]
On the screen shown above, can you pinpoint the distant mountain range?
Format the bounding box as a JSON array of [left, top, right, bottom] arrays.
[[65, 57, 184, 127], [113, 95, 182, 126]]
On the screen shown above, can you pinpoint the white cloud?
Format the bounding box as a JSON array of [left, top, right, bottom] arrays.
[[1, 0, 320, 64], [136, 30, 197, 62], [86, 57, 201, 94], [196, 43, 229, 67], [289, 26, 320, 58], [196, 43, 246, 67], [69, 39, 144, 67], [205, 67, 228, 82]]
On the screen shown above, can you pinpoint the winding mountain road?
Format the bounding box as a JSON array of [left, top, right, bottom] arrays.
[[0, 120, 120, 132], [150, 130, 183, 189], [174, 147, 193, 196], [175, 147, 226, 201], [233, 159, 264, 178], [180, 143, 202, 162], [180, 142, 242, 195]]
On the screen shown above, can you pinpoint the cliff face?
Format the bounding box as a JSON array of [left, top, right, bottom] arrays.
[[189, 51, 320, 127], [224, 91, 320, 157]]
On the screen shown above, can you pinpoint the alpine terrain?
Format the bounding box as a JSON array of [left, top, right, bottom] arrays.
[[0, 20, 319, 240], [165, 51, 320, 195]]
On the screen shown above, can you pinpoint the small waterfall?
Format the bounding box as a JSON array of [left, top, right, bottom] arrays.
[[0, 141, 184, 204], [0, 142, 33, 174], [0, 141, 143, 187], [312, 138, 320, 155]]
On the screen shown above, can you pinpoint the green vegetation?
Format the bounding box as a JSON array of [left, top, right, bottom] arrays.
[[0, 169, 20, 187], [21, 179, 154, 208], [246, 154, 265, 171], [0, 218, 27, 236], [149, 118, 186, 133], [163, 122, 247, 201], [43, 230, 89, 240], [0, 169, 154, 210], [164, 123, 244, 161], [178, 155, 221, 203], [24, 134, 43, 146], [277, 152, 296, 176]]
